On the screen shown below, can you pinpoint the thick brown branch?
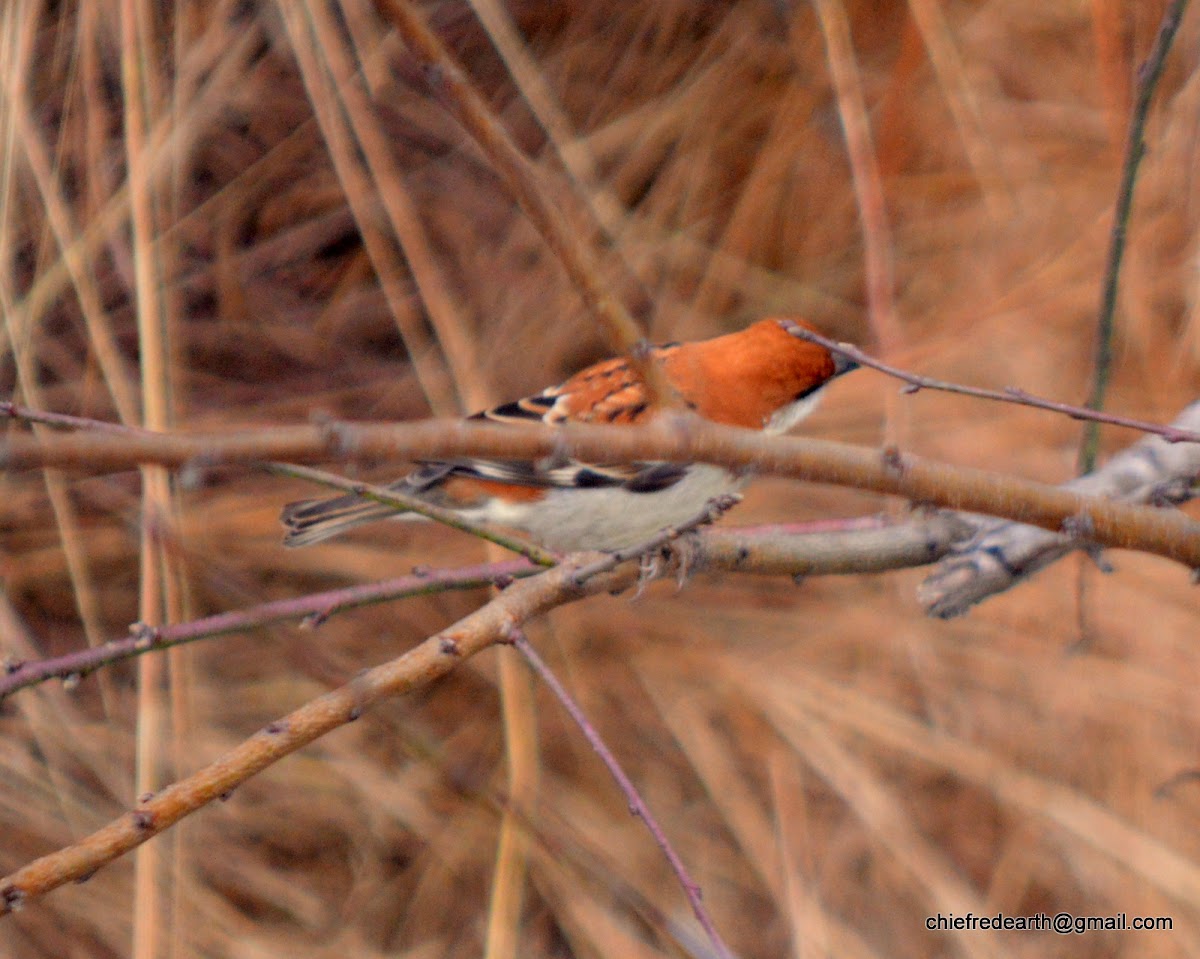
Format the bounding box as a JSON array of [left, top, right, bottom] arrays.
[[920, 400, 1200, 617], [4, 417, 1199, 568], [0, 558, 637, 915], [699, 512, 974, 577], [3, 514, 970, 700]]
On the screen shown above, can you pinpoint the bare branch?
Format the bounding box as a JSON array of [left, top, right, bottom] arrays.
[[781, 322, 1200, 445], [921, 400, 1200, 617], [1079, 0, 1192, 472], [0, 559, 540, 699], [0, 558, 639, 914], [508, 627, 734, 959], [700, 511, 975, 578], [4, 416, 1199, 569], [2, 512, 974, 700]]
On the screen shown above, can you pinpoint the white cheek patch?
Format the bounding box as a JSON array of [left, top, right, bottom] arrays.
[[764, 387, 824, 434], [464, 496, 533, 530]]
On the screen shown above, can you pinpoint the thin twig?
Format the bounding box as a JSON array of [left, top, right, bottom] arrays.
[[502, 494, 792, 958], [920, 399, 1200, 617], [779, 321, 1200, 445], [0, 401, 155, 434], [505, 628, 735, 959], [267, 462, 558, 566], [0, 559, 541, 700], [0, 402, 558, 563], [2, 512, 976, 700], [0, 559, 639, 915], [1079, 0, 1191, 473]]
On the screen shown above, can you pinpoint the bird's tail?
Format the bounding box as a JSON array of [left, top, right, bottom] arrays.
[[280, 493, 412, 548]]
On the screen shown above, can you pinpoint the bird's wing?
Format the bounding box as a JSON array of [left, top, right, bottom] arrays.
[[405, 350, 691, 493]]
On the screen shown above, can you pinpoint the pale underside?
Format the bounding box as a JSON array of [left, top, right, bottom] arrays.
[[385, 388, 825, 551], [460, 463, 747, 551]]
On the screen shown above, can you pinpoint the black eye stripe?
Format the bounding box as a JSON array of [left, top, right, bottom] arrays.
[[573, 468, 619, 487], [793, 383, 825, 402], [489, 400, 547, 421]]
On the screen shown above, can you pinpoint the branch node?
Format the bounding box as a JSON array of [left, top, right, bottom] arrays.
[[1149, 478, 1196, 507], [881, 445, 906, 474], [319, 419, 354, 459], [1083, 545, 1115, 574], [421, 61, 447, 97], [131, 809, 156, 831], [263, 721, 287, 735], [439, 635, 462, 656], [705, 492, 743, 520], [128, 621, 161, 650], [1060, 512, 1096, 539], [2, 884, 24, 912], [178, 461, 208, 491], [630, 338, 653, 363], [536, 444, 572, 474], [299, 610, 329, 630]]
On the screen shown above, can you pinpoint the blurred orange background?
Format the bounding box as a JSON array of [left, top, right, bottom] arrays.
[[2, 2, 1199, 957]]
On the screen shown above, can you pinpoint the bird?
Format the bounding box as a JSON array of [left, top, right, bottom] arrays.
[[281, 317, 857, 552]]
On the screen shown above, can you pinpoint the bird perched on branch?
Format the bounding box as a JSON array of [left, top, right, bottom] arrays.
[[281, 317, 856, 551]]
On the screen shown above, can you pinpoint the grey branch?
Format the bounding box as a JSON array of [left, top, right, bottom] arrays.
[[920, 400, 1200, 618]]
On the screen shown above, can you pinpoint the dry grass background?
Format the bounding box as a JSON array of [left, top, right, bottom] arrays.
[[2, 1, 1200, 957]]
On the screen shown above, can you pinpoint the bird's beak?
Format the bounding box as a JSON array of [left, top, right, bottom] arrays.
[[832, 352, 859, 377]]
